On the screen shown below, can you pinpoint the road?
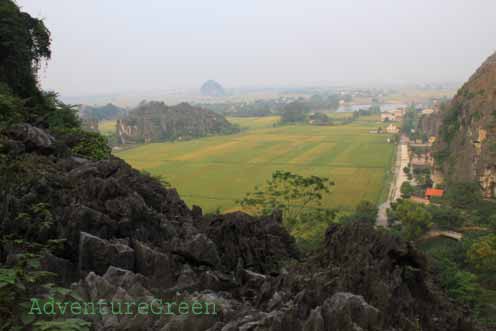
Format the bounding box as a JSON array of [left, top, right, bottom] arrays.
[[377, 135, 410, 227]]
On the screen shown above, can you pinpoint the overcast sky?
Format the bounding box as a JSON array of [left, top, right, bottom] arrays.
[[17, 0, 496, 97]]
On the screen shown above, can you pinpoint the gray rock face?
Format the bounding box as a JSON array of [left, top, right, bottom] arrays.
[[5, 123, 54, 152], [116, 101, 238, 144], [79, 232, 134, 275], [321, 293, 381, 331], [174, 233, 221, 267], [133, 240, 177, 289]]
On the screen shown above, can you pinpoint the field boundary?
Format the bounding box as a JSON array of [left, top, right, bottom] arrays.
[[147, 159, 388, 169]]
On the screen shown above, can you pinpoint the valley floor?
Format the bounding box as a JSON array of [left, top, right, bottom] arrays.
[[115, 115, 396, 213]]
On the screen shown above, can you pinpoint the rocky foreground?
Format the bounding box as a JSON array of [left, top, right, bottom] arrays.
[[0, 124, 474, 331]]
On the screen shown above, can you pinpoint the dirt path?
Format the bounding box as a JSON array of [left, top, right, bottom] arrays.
[[417, 230, 463, 242], [377, 135, 409, 227]]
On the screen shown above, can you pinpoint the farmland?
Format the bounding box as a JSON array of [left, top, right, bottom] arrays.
[[115, 114, 395, 213]]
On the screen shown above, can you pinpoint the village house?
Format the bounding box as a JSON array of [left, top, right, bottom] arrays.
[[385, 124, 400, 134], [425, 188, 444, 200], [410, 152, 433, 169], [392, 109, 405, 118], [381, 109, 404, 122], [421, 108, 435, 115], [381, 112, 395, 122]]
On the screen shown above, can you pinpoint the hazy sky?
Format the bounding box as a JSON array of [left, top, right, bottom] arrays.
[[17, 0, 496, 97]]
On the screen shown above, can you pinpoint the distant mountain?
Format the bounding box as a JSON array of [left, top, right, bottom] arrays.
[[116, 101, 239, 144], [200, 80, 226, 97], [429, 51, 496, 197], [79, 103, 127, 121]]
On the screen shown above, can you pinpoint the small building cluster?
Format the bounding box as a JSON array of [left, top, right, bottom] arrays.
[[381, 109, 405, 122]]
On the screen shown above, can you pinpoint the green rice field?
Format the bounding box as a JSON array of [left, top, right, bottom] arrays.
[[115, 114, 395, 213]]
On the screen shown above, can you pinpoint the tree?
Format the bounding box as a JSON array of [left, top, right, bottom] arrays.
[[400, 181, 415, 198], [238, 170, 334, 230], [0, 0, 51, 99], [413, 168, 432, 189], [433, 255, 481, 307], [488, 214, 496, 231], [345, 200, 378, 225], [427, 205, 464, 230], [392, 200, 432, 240], [467, 234, 496, 279], [0, 0, 79, 129], [445, 182, 482, 209], [280, 101, 309, 124]]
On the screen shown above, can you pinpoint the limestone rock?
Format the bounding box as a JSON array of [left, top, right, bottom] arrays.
[[79, 232, 134, 275]]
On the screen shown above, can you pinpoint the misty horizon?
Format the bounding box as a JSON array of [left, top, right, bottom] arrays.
[[17, 0, 496, 98]]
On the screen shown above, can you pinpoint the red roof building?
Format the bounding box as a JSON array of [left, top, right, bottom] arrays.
[[425, 188, 444, 198]]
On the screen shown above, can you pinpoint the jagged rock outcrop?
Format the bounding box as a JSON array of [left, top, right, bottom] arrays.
[[432, 51, 496, 197], [79, 103, 127, 121], [116, 101, 239, 144], [0, 124, 474, 330], [200, 80, 226, 97]]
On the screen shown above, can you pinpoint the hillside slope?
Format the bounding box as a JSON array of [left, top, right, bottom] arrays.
[[429, 51, 496, 197]]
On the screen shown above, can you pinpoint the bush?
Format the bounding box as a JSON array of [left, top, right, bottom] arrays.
[[344, 200, 378, 225], [52, 128, 111, 160], [444, 182, 482, 209], [400, 181, 415, 198], [428, 205, 464, 230], [389, 200, 432, 240], [0, 245, 89, 331], [0, 85, 25, 128]]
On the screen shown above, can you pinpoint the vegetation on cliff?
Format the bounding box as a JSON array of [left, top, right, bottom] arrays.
[[116, 101, 240, 144]]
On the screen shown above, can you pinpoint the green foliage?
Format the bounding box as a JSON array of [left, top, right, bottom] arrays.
[[343, 200, 378, 225], [444, 182, 482, 209], [292, 208, 340, 251], [53, 128, 111, 160], [412, 168, 432, 189], [239, 170, 334, 230], [8, 203, 55, 243], [0, 85, 24, 128], [467, 234, 496, 278], [400, 181, 415, 198], [279, 101, 309, 124], [0, 0, 51, 99], [0, 244, 87, 331], [489, 214, 496, 231], [401, 104, 418, 139], [389, 200, 432, 240], [140, 170, 171, 188], [33, 319, 91, 331], [439, 101, 461, 143], [40, 92, 80, 129], [427, 205, 464, 230], [434, 255, 481, 306], [71, 133, 110, 160], [0, 1, 81, 130]]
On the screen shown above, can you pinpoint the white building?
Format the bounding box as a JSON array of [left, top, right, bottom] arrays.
[[386, 124, 400, 134]]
